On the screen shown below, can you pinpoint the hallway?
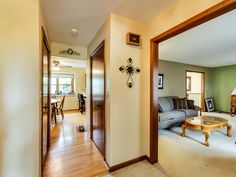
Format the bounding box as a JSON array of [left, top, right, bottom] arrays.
[[43, 112, 108, 177]]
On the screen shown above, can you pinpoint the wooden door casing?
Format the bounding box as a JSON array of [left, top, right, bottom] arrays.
[[41, 28, 51, 171], [90, 41, 105, 158]]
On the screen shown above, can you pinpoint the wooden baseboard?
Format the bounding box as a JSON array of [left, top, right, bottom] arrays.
[[108, 155, 149, 172], [104, 159, 110, 169], [145, 156, 151, 163]]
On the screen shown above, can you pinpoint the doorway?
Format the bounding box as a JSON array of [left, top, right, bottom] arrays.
[[186, 71, 205, 111], [90, 41, 106, 158], [43, 41, 108, 176], [150, 1, 236, 164]]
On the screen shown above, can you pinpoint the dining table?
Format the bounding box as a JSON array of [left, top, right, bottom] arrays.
[[51, 98, 61, 125]]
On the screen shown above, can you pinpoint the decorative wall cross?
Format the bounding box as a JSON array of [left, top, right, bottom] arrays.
[[119, 58, 140, 88]]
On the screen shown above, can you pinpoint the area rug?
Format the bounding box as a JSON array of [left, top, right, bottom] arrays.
[[156, 112, 236, 177]]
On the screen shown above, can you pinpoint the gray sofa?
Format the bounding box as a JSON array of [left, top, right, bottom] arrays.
[[158, 96, 200, 129]]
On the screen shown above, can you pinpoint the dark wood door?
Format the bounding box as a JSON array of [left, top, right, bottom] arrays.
[[41, 29, 51, 169], [91, 42, 105, 158]]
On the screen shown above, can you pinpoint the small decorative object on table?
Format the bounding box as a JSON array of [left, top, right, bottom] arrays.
[[231, 87, 236, 116], [119, 58, 140, 88], [205, 98, 215, 112]]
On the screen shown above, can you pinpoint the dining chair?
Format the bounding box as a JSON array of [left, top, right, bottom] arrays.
[[78, 93, 85, 114], [56, 96, 65, 120]]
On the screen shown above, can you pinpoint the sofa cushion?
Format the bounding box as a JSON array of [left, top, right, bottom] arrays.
[[178, 109, 198, 117], [159, 97, 172, 112], [173, 98, 188, 109], [159, 110, 185, 122], [187, 100, 195, 109], [167, 96, 179, 110]]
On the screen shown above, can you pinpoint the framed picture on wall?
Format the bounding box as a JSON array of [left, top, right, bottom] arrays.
[[205, 98, 215, 112], [158, 74, 164, 89], [186, 76, 191, 92]]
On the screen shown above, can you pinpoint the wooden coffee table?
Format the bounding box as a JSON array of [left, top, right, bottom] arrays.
[[181, 116, 232, 146]]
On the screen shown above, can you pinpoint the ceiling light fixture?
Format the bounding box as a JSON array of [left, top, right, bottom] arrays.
[[70, 28, 78, 37]]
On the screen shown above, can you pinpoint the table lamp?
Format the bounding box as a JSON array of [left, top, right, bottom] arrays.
[[231, 87, 236, 95]]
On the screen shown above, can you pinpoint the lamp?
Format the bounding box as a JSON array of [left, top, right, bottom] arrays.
[[231, 87, 236, 95]]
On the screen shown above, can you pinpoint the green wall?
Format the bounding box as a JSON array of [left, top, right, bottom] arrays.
[[210, 65, 236, 112]]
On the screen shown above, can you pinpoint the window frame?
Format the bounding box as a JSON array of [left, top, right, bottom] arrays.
[[49, 72, 76, 95]]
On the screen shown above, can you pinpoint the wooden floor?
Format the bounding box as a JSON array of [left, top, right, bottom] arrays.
[[43, 112, 108, 177]]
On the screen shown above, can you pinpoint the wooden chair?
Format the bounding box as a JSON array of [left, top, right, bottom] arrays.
[[78, 93, 85, 114], [56, 96, 65, 120]]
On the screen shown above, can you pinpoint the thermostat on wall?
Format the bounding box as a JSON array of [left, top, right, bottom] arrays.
[[126, 32, 141, 46]]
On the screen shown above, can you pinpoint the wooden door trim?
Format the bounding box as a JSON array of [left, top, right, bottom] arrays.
[[90, 40, 106, 160], [185, 70, 205, 111], [150, 0, 236, 164], [41, 27, 51, 173]]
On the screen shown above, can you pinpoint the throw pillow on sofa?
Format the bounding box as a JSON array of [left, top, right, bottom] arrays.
[[187, 100, 195, 109], [173, 98, 188, 109]]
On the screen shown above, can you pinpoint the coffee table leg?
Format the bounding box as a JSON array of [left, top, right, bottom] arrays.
[[227, 124, 232, 137], [181, 124, 186, 137], [203, 131, 210, 147]]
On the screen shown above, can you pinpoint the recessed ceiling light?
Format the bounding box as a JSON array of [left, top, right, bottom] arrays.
[[71, 28, 78, 37]]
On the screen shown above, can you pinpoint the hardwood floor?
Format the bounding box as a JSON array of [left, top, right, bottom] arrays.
[[43, 112, 108, 177]]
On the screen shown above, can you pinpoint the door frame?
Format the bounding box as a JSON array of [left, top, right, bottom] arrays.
[[150, 0, 236, 164], [185, 70, 205, 111], [89, 40, 106, 159], [41, 27, 51, 172]]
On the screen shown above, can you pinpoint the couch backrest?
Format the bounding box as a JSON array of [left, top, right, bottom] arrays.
[[159, 96, 179, 112]]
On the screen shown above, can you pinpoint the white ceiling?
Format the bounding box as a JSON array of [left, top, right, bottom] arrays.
[[41, 0, 175, 46], [160, 10, 236, 68]]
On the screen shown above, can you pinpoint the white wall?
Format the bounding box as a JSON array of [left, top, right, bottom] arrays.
[[0, 0, 42, 177], [88, 13, 146, 166], [53, 95, 78, 110], [87, 15, 111, 164], [51, 42, 87, 60], [87, 0, 222, 167], [109, 14, 145, 165]]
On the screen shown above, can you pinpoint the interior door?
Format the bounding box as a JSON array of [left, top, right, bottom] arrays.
[[91, 42, 105, 158], [41, 29, 51, 169]]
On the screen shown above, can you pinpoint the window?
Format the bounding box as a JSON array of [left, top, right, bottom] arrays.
[[45, 73, 75, 95]]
